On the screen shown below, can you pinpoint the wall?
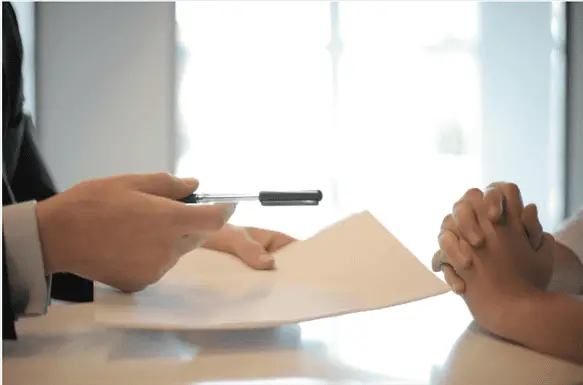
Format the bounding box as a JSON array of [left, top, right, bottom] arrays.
[[478, 2, 564, 229], [33, 2, 583, 217], [36, 2, 176, 190], [566, 3, 583, 216]]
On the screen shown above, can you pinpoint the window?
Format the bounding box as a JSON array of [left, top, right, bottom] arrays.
[[12, 2, 36, 121], [176, 2, 565, 380], [175, 1, 483, 258]]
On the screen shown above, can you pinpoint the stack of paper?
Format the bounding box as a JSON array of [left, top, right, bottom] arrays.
[[93, 211, 451, 330]]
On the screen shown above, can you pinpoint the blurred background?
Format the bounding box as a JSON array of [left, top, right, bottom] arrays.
[[22, 1, 582, 262], [15, 1, 583, 379]]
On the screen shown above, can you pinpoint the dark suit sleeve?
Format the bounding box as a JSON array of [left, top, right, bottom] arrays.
[[11, 116, 94, 303], [3, 233, 17, 340]]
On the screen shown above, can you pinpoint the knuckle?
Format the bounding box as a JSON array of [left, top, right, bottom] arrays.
[[437, 230, 456, 250], [452, 200, 469, 217], [486, 181, 505, 190], [464, 188, 483, 201], [441, 214, 455, 229], [484, 187, 501, 201], [506, 182, 520, 196]]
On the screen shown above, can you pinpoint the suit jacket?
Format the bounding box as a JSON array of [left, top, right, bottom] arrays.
[[3, 2, 93, 340]]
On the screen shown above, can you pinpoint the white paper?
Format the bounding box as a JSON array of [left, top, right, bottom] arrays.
[[93, 211, 451, 330]]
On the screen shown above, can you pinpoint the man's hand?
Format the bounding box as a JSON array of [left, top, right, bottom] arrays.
[[202, 225, 297, 270], [36, 173, 236, 293], [432, 183, 552, 294]]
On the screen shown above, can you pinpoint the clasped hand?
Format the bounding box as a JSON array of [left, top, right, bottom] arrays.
[[431, 183, 555, 330]]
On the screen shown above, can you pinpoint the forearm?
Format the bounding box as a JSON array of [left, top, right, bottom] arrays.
[[495, 292, 583, 365], [547, 242, 583, 294]]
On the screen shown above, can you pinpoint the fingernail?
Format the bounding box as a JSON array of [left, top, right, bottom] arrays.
[[452, 283, 457, 293], [222, 203, 237, 220], [259, 254, 274, 263], [180, 177, 199, 187]]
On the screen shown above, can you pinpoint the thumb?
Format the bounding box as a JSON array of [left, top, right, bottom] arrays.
[[537, 232, 556, 257], [230, 228, 275, 270], [126, 173, 199, 199], [522, 203, 543, 250], [532, 232, 555, 290]]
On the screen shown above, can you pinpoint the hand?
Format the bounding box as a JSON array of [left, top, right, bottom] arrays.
[[432, 183, 551, 294], [36, 173, 236, 292], [440, 196, 556, 334], [202, 225, 297, 269]]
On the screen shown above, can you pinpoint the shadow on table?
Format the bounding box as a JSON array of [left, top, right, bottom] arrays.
[[175, 324, 304, 351], [104, 324, 312, 361], [3, 332, 93, 359]]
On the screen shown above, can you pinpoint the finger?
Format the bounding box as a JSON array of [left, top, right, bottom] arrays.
[[440, 214, 465, 250], [452, 199, 484, 247], [245, 227, 297, 252], [432, 249, 446, 272], [461, 188, 487, 244], [441, 264, 466, 294], [126, 173, 199, 199], [487, 182, 524, 222], [537, 232, 556, 257], [522, 203, 543, 250], [438, 229, 472, 269], [440, 214, 458, 233], [173, 203, 237, 232], [482, 186, 505, 223], [432, 250, 441, 272], [229, 228, 275, 270], [532, 232, 556, 290]]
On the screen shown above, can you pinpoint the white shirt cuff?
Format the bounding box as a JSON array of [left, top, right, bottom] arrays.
[[3, 201, 51, 317]]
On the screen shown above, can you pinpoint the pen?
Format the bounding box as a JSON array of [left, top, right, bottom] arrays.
[[177, 190, 323, 206]]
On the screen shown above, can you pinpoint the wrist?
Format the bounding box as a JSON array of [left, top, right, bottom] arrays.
[[490, 290, 548, 341], [36, 199, 66, 274], [548, 241, 583, 294]]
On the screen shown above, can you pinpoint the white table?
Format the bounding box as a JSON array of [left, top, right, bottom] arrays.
[[4, 283, 583, 385]]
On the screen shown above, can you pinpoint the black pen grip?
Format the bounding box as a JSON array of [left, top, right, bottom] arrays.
[[259, 190, 323, 206], [176, 194, 198, 204]]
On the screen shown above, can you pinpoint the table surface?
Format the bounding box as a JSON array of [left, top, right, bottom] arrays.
[[4, 282, 583, 385]]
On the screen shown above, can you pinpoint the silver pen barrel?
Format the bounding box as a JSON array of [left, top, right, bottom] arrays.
[[194, 193, 259, 204]]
